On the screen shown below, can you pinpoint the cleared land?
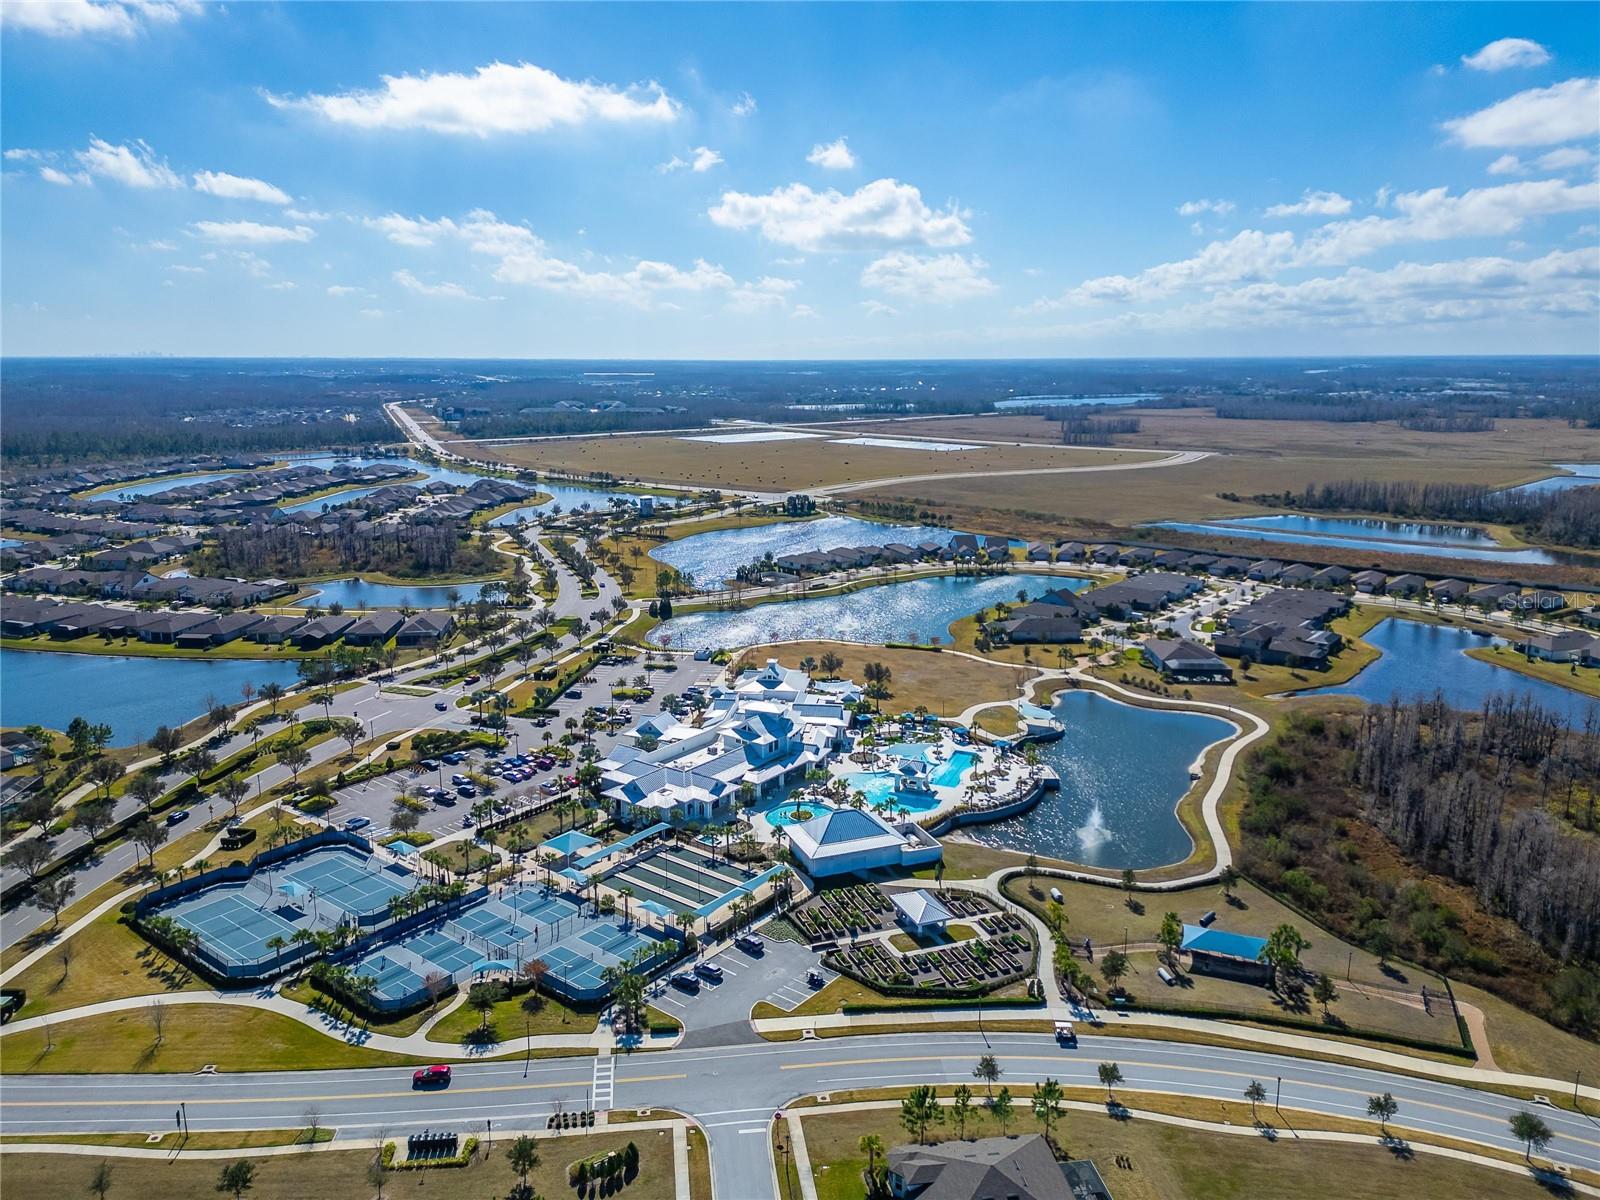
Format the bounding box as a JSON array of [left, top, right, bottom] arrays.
[[478, 431, 1154, 492], [728, 642, 1035, 719], [0, 1128, 675, 1199], [782, 1102, 1567, 1200]]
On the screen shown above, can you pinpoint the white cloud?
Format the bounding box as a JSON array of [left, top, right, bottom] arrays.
[[1537, 146, 1595, 171], [790, 304, 817, 319], [265, 281, 297, 291], [139, 239, 178, 251], [1461, 37, 1551, 73], [1055, 177, 1599, 305], [326, 285, 361, 296], [74, 137, 182, 188], [861, 251, 995, 302], [806, 137, 857, 170], [726, 276, 798, 313], [39, 166, 87, 186], [1487, 154, 1525, 176], [0, 0, 199, 38], [1443, 77, 1600, 147], [660, 145, 723, 173], [191, 170, 291, 204], [359, 308, 384, 318], [732, 92, 757, 117], [285, 207, 331, 222], [267, 60, 679, 137], [393, 268, 481, 300], [228, 250, 272, 277], [708, 178, 972, 251], [861, 300, 898, 317], [166, 264, 204, 274], [3, 148, 41, 161], [364, 213, 459, 247], [1176, 198, 1234, 217], [191, 220, 315, 244], [1264, 190, 1352, 218], [375, 208, 761, 308]]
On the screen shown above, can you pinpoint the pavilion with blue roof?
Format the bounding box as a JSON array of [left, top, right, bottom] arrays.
[[1181, 924, 1273, 983]]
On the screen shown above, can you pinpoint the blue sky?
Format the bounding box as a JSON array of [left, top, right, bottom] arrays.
[[2, 1, 1596, 358]]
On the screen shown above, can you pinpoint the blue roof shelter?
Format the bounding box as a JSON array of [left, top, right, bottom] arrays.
[[1181, 924, 1268, 961]]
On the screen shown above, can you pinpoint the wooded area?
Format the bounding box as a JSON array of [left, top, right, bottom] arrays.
[[1241, 699, 1600, 1036]]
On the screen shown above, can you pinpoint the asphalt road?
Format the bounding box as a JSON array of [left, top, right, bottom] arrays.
[[5, 1032, 1598, 1197]]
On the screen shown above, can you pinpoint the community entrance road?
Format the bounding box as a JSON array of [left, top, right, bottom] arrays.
[[5, 1031, 1597, 1198]]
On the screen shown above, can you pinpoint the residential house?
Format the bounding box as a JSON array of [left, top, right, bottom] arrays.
[[887, 1135, 1101, 1200], [395, 611, 456, 646], [1511, 630, 1599, 663], [1386, 573, 1426, 597], [1352, 570, 1387, 594], [1142, 637, 1234, 682], [1430, 579, 1470, 604], [1309, 565, 1351, 589], [342, 610, 406, 647]]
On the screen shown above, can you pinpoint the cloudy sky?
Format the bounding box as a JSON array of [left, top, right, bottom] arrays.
[[2, 1, 1596, 357]]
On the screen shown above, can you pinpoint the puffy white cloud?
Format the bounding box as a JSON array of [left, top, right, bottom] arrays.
[[660, 146, 723, 173], [1176, 198, 1234, 217], [790, 304, 817, 319], [1443, 77, 1600, 147], [265, 281, 297, 291], [862, 299, 899, 317], [732, 92, 757, 117], [267, 61, 679, 137], [39, 166, 87, 186], [1487, 154, 1525, 176], [285, 207, 331, 222], [806, 137, 857, 170], [1461, 37, 1551, 73], [191, 220, 315, 244], [861, 251, 995, 302], [326, 285, 361, 296], [139, 239, 177, 251], [1264, 190, 1352, 218], [166, 264, 204, 274], [708, 178, 971, 251], [393, 269, 480, 300], [364, 213, 459, 247], [0, 0, 199, 38], [192, 169, 292, 204], [726, 276, 798, 313], [3, 148, 41, 161], [1057, 177, 1598, 306], [370, 208, 764, 308], [74, 137, 182, 188], [1537, 146, 1595, 171]]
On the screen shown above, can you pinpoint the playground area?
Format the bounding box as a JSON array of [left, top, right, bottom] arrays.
[[157, 844, 414, 975], [349, 885, 671, 1008]]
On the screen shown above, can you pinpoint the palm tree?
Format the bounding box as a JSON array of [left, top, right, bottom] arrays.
[[858, 1134, 885, 1190]]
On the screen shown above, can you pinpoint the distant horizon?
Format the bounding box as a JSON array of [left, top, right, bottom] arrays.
[[4, 352, 1598, 364]]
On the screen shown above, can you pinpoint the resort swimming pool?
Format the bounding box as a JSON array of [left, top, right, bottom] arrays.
[[879, 742, 980, 788], [762, 800, 837, 827], [837, 772, 941, 813]]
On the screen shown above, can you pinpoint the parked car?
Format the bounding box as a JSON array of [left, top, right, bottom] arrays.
[[670, 972, 701, 993], [412, 1064, 452, 1088], [805, 969, 826, 988], [735, 935, 765, 955], [456, 785, 477, 799], [694, 962, 724, 982], [345, 816, 372, 831], [164, 809, 191, 827]]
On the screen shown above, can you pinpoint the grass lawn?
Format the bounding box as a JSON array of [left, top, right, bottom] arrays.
[[752, 974, 1032, 1022], [0, 1004, 430, 1074], [483, 431, 1146, 493], [7, 910, 206, 1020], [1466, 644, 1600, 698], [422, 842, 497, 876], [0, 1128, 671, 1199], [730, 641, 1034, 721], [784, 1098, 1572, 1200], [276, 979, 436, 1040], [910, 839, 1029, 881], [1450, 979, 1600, 1084], [426, 991, 599, 1045], [0, 1128, 332, 1149], [687, 1125, 713, 1199], [1003, 874, 1451, 996]]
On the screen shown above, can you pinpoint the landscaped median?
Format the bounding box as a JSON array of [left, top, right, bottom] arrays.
[[771, 1087, 1594, 1200]]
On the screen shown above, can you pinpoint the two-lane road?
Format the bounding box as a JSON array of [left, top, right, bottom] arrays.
[[4, 1032, 1596, 1198]]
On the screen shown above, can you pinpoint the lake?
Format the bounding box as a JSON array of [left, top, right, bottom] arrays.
[[994, 393, 1156, 409], [292, 578, 491, 609], [1304, 617, 1599, 725], [488, 481, 661, 525], [1502, 463, 1600, 495], [1149, 519, 1573, 565], [649, 514, 958, 589], [0, 649, 303, 744], [959, 689, 1235, 869], [108, 471, 240, 500], [647, 571, 1086, 652]]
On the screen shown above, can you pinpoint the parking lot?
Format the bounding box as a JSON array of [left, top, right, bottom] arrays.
[[650, 932, 835, 1047]]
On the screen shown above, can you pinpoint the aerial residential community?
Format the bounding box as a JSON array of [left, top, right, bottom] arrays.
[[1, 4, 1598, 1200]]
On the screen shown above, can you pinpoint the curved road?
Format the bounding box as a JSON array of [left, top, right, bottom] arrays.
[[5, 1031, 1596, 1197]]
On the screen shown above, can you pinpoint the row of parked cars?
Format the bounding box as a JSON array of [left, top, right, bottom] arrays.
[[668, 934, 768, 993]]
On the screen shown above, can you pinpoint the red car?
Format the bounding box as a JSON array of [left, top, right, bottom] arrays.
[[412, 1064, 452, 1088]]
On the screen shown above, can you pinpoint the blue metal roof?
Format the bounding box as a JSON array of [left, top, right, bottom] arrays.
[[1181, 924, 1267, 961], [543, 830, 601, 855]]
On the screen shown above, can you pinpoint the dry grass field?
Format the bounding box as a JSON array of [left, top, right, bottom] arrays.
[[475, 429, 1155, 492]]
